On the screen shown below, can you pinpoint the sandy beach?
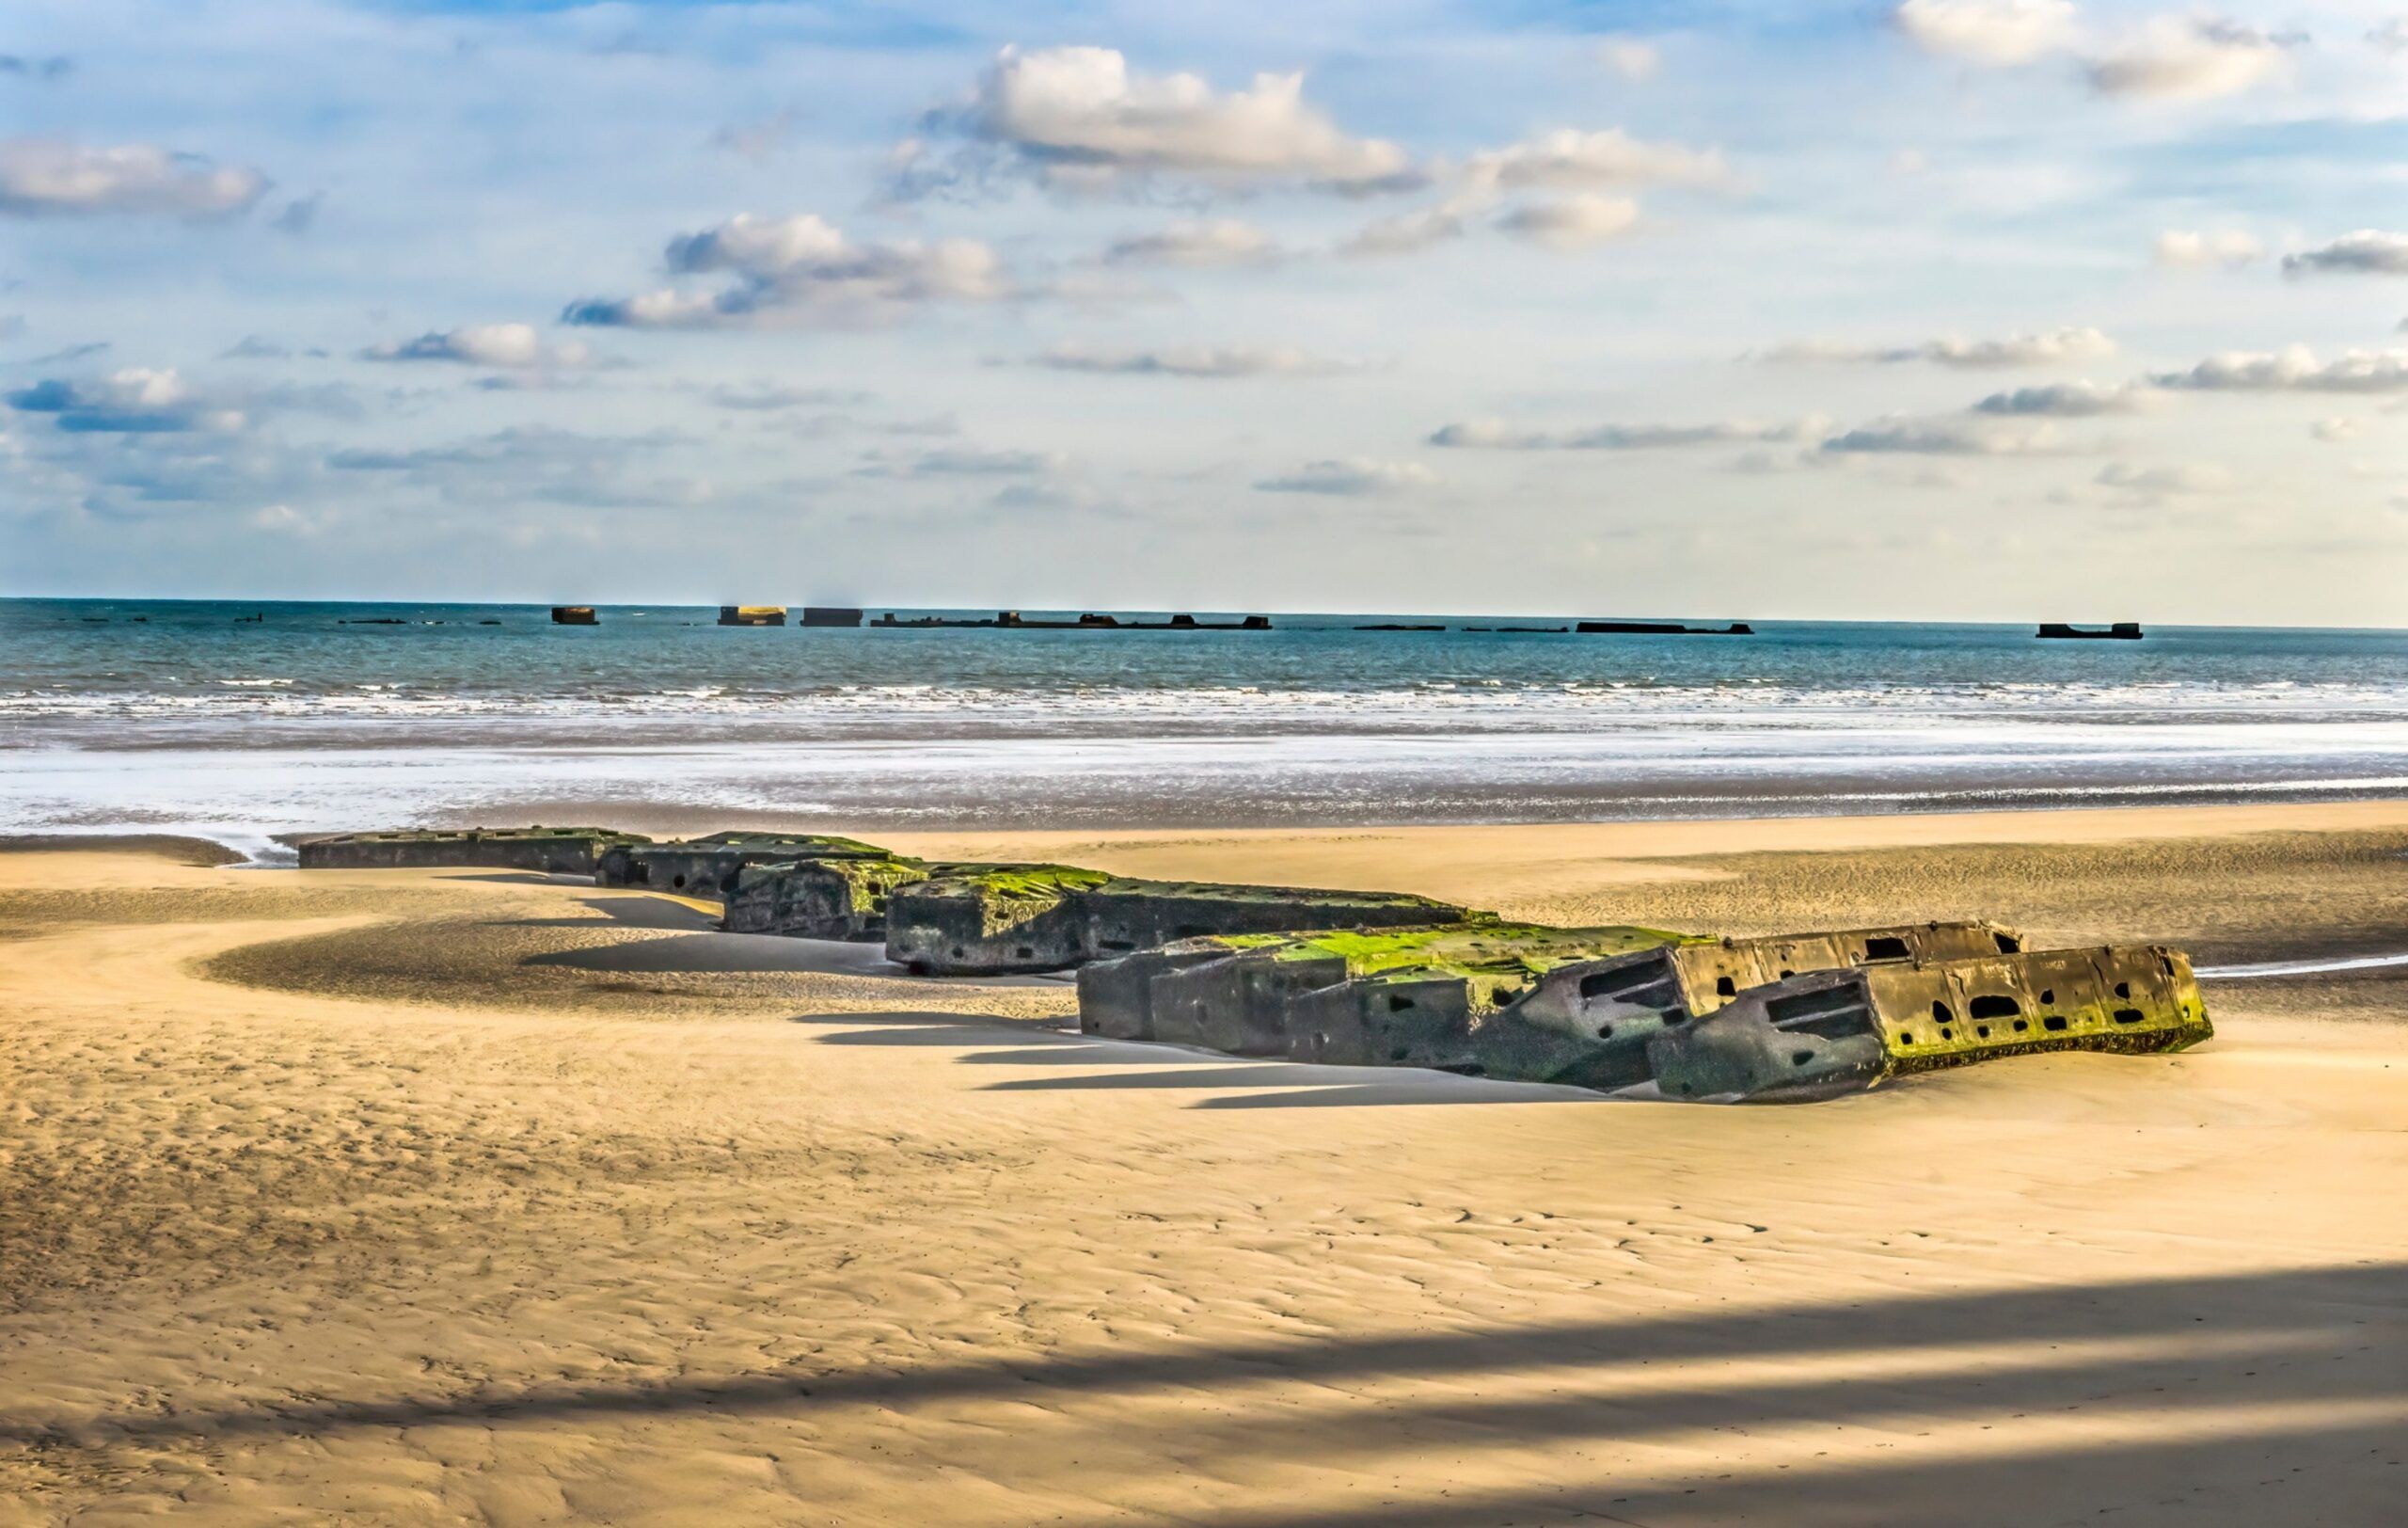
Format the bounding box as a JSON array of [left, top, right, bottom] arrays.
[[3, 802, 2402, 1526]]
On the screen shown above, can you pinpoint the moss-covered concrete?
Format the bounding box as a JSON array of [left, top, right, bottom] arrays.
[[594, 834, 894, 898], [888, 871, 1469, 977], [297, 827, 648, 876], [1648, 944, 2213, 1102], [722, 854, 946, 940]]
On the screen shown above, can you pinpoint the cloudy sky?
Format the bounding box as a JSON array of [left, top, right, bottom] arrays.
[[4, 0, 2405, 622]]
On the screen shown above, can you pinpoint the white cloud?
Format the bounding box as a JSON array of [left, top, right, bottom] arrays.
[[1972, 380, 2153, 415], [1892, 1, 2078, 66], [1762, 326, 2115, 368], [2311, 417, 2360, 442], [1595, 38, 1661, 82], [4, 367, 246, 432], [1255, 457, 1437, 495], [1104, 218, 1281, 267], [1820, 415, 2063, 454], [2283, 231, 2408, 277], [854, 444, 1068, 478], [1497, 194, 1640, 250], [1030, 341, 1359, 377], [2372, 20, 2408, 55], [0, 139, 266, 217], [362, 323, 594, 370], [2087, 18, 2293, 102], [2153, 345, 2408, 393], [1339, 202, 1470, 257], [2096, 461, 2235, 496], [1431, 417, 1814, 451], [1465, 129, 1730, 192], [563, 213, 1006, 328], [913, 45, 1415, 195], [2155, 229, 2263, 268]]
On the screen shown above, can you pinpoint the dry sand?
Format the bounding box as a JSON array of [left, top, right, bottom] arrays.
[[2, 803, 2402, 1526]]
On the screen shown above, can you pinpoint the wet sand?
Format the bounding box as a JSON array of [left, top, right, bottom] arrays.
[[2, 803, 2403, 1525]]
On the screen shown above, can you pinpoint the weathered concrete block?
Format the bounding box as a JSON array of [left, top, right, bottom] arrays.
[[722, 855, 941, 940], [1075, 937, 1276, 1041], [296, 826, 647, 875], [1079, 881, 1462, 959], [594, 832, 890, 898], [890, 872, 1466, 977], [885, 866, 1113, 974], [1150, 949, 1353, 1054], [1474, 920, 2022, 1090], [1647, 945, 2212, 1103], [1085, 921, 1687, 1066], [1287, 967, 1482, 1069]]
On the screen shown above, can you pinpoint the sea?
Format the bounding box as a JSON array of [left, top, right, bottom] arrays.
[[5, 598, 2405, 860]]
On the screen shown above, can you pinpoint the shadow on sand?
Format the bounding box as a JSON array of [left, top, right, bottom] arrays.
[[6, 1263, 2397, 1524]]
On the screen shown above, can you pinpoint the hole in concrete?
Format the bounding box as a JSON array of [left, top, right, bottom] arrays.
[[1388, 1046, 1410, 1061], [2115, 980, 2131, 999], [1791, 1049, 1814, 1066], [2039, 989, 2054, 1005], [1386, 994, 1415, 1011], [1996, 932, 2022, 953], [1939, 1027, 1954, 1041], [2013, 1018, 2030, 1033], [1716, 976, 1737, 996], [1975, 1025, 1991, 1039], [1014, 947, 1034, 959], [1595, 1023, 1615, 1041], [1863, 937, 1909, 960], [1677, 1082, 1694, 1095], [671, 874, 688, 889], [2043, 1015, 2068, 1032], [1969, 995, 2020, 1020], [1780, 968, 1796, 979], [1899, 1031, 1915, 1044], [1930, 999, 1955, 1025], [2113, 1008, 2145, 1025]]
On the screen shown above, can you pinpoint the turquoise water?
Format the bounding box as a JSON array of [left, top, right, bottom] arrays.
[[5, 598, 2405, 849]]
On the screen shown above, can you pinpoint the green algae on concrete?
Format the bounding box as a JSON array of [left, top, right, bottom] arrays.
[[1124, 920, 1693, 1060], [1477, 920, 2027, 1091], [722, 854, 946, 940], [889, 870, 1468, 978], [1648, 944, 2213, 1103], [296, 826, 649, 876], [594, 833, 894, 898], [884, 864, 1114, 974]]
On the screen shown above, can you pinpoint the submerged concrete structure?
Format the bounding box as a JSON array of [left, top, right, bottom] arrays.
[[886, 871, 1465, 976], [594, 832, 890, 898], [719, 605, 787, 627], [550, 606, 598, 625], [2037, 622, 2143, 640], [1648, 945, 2211, 1102], [1470, 920, 2024, 1090], [296, 826, 647, 875]]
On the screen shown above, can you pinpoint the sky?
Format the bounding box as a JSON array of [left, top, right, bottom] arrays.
[[2, 0, 2405, 623]]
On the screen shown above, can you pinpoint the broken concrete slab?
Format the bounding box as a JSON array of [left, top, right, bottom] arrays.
[[722, 854, 947, 940], [888, 872, 1467, 977], [1647, 944, 2212, 1103], [1473, 920, 2024, 1090], [594, 832, 891, 899], [295, 826, 648, 876], [884, 865, 1114, 974], [1113, 921, 1686, 1065]]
